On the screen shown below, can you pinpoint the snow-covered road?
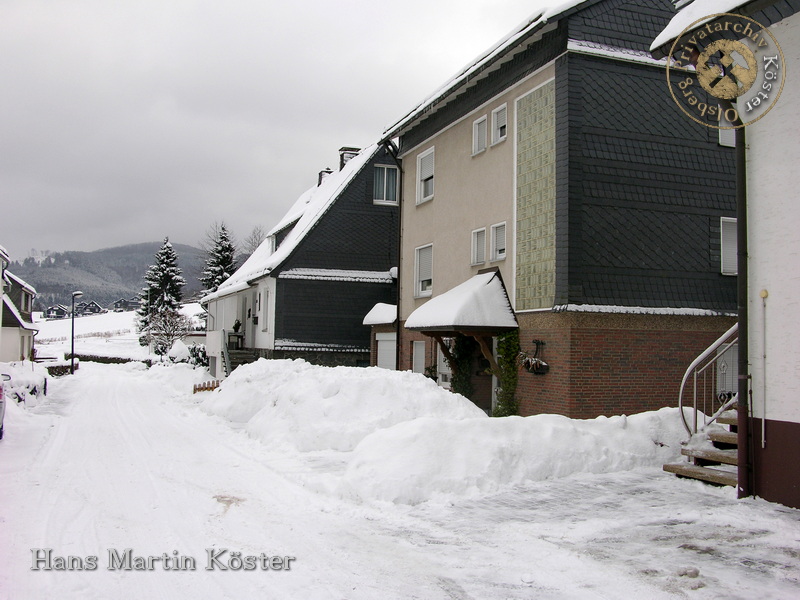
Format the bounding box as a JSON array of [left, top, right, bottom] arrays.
[[2, 362, 799, 599]]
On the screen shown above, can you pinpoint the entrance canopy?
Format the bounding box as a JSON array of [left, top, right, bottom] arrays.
[[405, 271, 517, 335]]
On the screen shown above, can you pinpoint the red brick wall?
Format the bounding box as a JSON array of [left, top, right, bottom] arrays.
[[516, 312, 736, 418]]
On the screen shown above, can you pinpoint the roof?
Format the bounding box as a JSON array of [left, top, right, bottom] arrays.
[[382, 0, 591, 139], [363, 303, 397, 326], [650, 0, 800, 57], [405, 271, 518, 333], [0, 244, 9, 264], [4, 271, 37, 295], [2, 296, 38, 331], [203, 144, 381, 303]]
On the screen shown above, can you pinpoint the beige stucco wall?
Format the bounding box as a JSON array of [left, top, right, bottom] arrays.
[[399, 63, 556, 320]]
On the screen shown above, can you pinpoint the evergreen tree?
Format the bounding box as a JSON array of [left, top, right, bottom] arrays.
[[137, 238, 186, 334], [200, 223, 237, 293]]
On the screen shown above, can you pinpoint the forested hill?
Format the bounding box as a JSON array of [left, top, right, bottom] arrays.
[[9, 242, 207, 310]]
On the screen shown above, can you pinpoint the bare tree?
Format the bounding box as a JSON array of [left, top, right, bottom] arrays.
[[149, 309, 192, 359], [242, 225, 267, 255]]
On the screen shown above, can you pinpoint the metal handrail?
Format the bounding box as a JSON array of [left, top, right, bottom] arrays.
[[220, 329, 232, 378], [678, 322, 738, 436]]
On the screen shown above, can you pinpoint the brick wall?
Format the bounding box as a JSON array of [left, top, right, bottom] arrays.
[[516, 311, 736, 418]]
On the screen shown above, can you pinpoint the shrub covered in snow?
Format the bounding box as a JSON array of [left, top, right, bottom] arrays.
[[0, 361, 49, 406]]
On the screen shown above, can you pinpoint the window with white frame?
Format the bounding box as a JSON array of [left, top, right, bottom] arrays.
[[491, 104, 508, 145], [373, 165, 399, 205], [415, 244, 433, 297], [472, 116, 487, 155], [417, 147, 434, 204], [721, 217, 737, 275], [471, 228, 486, 265], [490, 222, 507, 261]]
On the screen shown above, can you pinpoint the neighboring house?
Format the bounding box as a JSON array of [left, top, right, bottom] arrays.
[[45, 305, 69, 319], [378, 0, 738, 417], [113, 297, 140, 312], [76, 300, 104, 316], [202, 145, 399, 378], [652, 0, 800, 509], [1, 270, 37, 362]]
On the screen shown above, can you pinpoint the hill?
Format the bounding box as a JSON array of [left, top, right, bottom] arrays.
[[9, 242, 207, 310]]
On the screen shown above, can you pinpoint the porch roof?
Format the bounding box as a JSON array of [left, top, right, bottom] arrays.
[[405, 271, 517, 334]]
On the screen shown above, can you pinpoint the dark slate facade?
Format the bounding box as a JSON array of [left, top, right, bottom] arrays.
[[271, 145, 399, 359], [400, 0, 737, 312]]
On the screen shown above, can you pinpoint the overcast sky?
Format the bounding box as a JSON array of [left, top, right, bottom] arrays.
[[0, 0, 553, 257]]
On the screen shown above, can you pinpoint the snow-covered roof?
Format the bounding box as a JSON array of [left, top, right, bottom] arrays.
[[5, 271, 37, 295], [2, 295, 38, 330], [203, 144, 381, 303], [383, 0, 589, 138], [363, 303, 397, 326], [279, 268, 394, 283], [405, 272, 518, 332], [0, 244, 9, 264], [650, 0, 750, 55]]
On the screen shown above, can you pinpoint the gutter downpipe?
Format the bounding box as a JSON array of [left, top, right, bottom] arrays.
[[735, 123, 752, 499], [382, 139, 403, 372]]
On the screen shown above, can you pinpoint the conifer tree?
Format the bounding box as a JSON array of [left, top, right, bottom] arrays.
[[200, 223, 237, 293], [137, 237, 186, 334]]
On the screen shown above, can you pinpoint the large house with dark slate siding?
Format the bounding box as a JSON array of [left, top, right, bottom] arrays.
[[378, 0, 738, 417], [202, 145, 399, 379]]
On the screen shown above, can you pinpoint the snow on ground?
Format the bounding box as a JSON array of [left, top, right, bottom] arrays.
[[34, 304, 205, 361], [2, 360, 799, 598]]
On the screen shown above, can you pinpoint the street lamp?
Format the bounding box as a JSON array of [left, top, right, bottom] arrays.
[[70, 290, 83, 374]]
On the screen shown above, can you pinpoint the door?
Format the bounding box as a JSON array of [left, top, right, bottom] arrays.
[[376, 332, 397, 370]]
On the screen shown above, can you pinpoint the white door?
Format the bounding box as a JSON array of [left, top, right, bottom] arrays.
[[376, 332, 397, 370]]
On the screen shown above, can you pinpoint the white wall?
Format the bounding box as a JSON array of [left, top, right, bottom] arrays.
[[746, 12, 800, 423]]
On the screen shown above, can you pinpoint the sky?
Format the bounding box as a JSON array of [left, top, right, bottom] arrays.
[[0, 0, 555, 258]]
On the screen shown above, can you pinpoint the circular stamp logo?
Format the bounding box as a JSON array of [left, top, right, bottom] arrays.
[[666, 13, 786, 129]]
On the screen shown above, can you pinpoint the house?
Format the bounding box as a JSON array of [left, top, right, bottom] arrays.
[[377, 0, 738, 417], [1, 270, 38, 362], [202, 145, 399, 378], [76, 300, 104, 316], [45, 304, 69, 319], [652, 0, 800, 508], [112, 297, 140, 312], [0, 245, 9, 359]]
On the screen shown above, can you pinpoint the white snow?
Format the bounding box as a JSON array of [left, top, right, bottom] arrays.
[[651, 0, 750, 52], [2, 359, 800, 598], [278, 268, 394, 283], [552, 303, 738, 316], [405, 271, 517, 330], [362, 302, 396, 325]]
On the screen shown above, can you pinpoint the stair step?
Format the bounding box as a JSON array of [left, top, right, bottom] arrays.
[[717, 416, 738, 426], [663, 463, 737, 487], [708, 430, 738, 446], [681, 447, 738, 466]]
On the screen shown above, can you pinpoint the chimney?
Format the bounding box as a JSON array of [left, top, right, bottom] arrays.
[[339, 147, 360, 171], [318, 168, 333, 186]]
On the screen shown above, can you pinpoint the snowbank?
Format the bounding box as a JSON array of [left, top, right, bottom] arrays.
[[201, 359, 485, 452], [0, 361, 49, 406], [342, 408, 687, 504]]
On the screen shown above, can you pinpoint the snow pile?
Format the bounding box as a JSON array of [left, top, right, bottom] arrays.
[[201, 359, 486, 452], [342, 408, 686, 504], [0, 361, 49, 406], [167, 339, 191, 362]]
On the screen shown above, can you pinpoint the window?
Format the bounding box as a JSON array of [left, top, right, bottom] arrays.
[[417, 147, 434, 204], [471, 228, 486, 265], [490, 222, 507, 261], [721, 217, 737, 275], [262, 289, 270, 331], [373, 165, 398, 205], [412, 341, 426, 374], [415, 244, 433, 297], [719, 114, 735, 147], [491, 104, 508, 145], [472, 116, 487, 155]]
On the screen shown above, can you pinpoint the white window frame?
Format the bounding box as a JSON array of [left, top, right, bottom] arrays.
[[491, 104, 508, 145], [415, 244, 433, 297], [373, 164, 399, 206], [490, 222, 507, 261], [721, 217, 737, 275], [472, 116, 487, 156], [471, 228, 486, 265], [417, 147, 435, 204]]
